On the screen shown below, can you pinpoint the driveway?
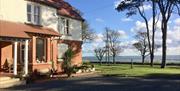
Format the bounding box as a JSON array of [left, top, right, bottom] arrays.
[[2, 75, 180, 91]]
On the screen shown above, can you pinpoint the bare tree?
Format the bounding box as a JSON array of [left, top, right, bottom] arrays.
[[94, 47, 106, 65], [103, 28, 110, 64], [133, 32, 149, 64], [82, 21, 95, 43], [104, 28, 123, 64]]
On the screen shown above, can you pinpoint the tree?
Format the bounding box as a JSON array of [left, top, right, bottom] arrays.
[[116, 0, 159, 67], [104, 28, 123, 64], [156, 0, 180, 68], [82, 21, 95, 43], [94, 47, 106, 65], [133, 32, 149, 64], [151, 0, 160, 67], [103, 28, 110, 64]]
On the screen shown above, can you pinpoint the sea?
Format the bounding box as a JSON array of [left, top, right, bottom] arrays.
[[83, 55, 180, 63]]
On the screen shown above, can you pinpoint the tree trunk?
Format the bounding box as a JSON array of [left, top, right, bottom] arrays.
[[100, 59, 102, 65], [161, 20, 167, 68], [113, 55, 116, 64], [161, 32, 167, 68], [142, 55, 145, 64], [150, 1, 156, 67], [150, 53, 154, 66], [161, 33, 167, 68]]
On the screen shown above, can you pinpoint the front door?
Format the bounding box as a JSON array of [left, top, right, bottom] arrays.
[[20, 43, 25, 64], [18, 43, 25, 73]]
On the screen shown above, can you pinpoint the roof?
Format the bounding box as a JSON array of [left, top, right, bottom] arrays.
[[56, 0, 84, 21], [28, 0, 84, 21], [0, 20, 60, 39]]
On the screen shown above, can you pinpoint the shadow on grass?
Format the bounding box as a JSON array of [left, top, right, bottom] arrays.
[[143, 73, 180, 80], [102, 73, 180, 80]]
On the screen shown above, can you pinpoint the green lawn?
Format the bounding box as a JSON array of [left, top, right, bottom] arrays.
[[94, 64, 180, 78]]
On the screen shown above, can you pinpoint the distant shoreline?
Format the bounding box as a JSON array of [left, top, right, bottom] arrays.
[[83, 55, 180, 63], [87, 61, 180, 66]]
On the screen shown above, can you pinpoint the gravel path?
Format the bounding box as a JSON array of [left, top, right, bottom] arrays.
[[2, 75, 180, 91]]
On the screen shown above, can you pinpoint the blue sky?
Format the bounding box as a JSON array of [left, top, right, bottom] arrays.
[[65, 0, 180, 57]]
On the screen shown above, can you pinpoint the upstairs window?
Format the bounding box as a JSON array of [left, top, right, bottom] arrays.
[[61, 18, 70, 35], [34, 6, 40, 24], [27, 4, 41, 25], [27, 4, 32, 22]]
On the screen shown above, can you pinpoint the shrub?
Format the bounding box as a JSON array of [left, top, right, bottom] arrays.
[[62, 48, 74, 77], [83, 60, 91, 65]]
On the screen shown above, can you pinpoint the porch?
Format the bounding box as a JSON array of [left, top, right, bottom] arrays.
[[0, 37, 29, 76], [0, 20, 61, 77]]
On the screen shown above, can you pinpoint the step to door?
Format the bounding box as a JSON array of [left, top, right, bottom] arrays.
[[0, 77, 11, 81], [0, 77, 26, 88]]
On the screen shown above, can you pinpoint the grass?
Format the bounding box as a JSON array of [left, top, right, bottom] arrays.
[[94, 64, 180, 78]]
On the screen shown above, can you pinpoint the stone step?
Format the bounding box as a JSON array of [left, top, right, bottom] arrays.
[[0, 77, 11, 81], [0, 77, 26, 88]]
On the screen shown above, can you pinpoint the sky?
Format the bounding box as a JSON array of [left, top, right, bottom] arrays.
[[65, 0, 180, 57]]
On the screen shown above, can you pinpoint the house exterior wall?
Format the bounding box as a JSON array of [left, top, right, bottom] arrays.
[[58, 40, 82, 66], [58, 16, 82, 41], [40, 5, 58, 32], [57, 16, 83, 66], [0, 0, 27, 22], [0, 0, 83, 73], [0, 0, 58, 32], [0, 0, 82, 42], [0, 41, 13, 68]]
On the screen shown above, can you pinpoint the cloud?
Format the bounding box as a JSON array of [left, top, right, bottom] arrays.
[[139, 4, 152, 11], [118, 30, 128, 39], [121, 17, 133, 22], [94, 33, 104, 42], [155, 46, 180, 55], [131, 16, 162, 33], [95, 18, 104, 22], [174, 18, 180, 25], [130, 17, 180, 55], [131, 21, 146, 32], [83, 17, 180, 56], [114, 0, 123, 8]]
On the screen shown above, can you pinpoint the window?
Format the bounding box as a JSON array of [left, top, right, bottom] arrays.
[[61, 18, 70, 35], [57, 44, 69, 62], [27, 4, 32, 22], [36, 38, 46, 63], [34, 5, 40, 24], [27, 4, 41, 25]]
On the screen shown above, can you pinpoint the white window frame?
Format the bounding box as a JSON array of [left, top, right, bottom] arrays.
[[27, 4, 32, 22], [27, 4, 41, 25], [61, 17, 70, 35]]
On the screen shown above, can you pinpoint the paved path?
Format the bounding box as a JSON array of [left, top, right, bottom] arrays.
[[2, 75, 180, 91]]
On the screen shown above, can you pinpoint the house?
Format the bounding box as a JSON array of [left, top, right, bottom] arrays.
[[0, 0, 84, 76]]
